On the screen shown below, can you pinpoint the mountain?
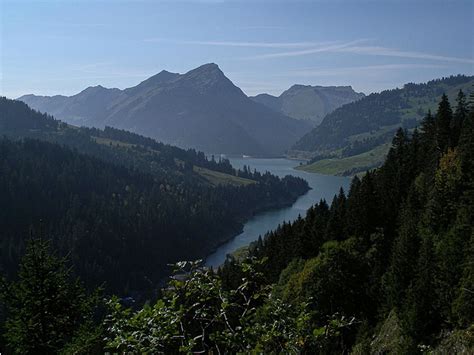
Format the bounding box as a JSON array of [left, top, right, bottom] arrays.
[[0, 97, 309, 294], [18, 63, 311, 156], [292, 75, 474, 175], [251, 84, 365, 126]]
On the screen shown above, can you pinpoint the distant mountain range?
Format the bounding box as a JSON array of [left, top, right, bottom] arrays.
[[251, 85, 364, 126], [19, 63, 311, 156], [292, 75, 474, 176]]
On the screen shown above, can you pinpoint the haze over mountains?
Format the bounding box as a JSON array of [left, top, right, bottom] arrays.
[[19, 63, 312, 156], [292, 75, 474, 175], [251, 84, 364, 126]]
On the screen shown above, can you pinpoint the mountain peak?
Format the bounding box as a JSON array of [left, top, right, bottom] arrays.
[[288, 84, 310, 90], [185, 63, 223, 77], [180, 63, 241, 95], [78, 85, 112, 96], [136, 70, 180, 88], [86, 85, 104, 90], [186, 63, 224, 77], [154, 69, 178, 79], [252, 83, 367, 126], [196, 63, 220, 71]]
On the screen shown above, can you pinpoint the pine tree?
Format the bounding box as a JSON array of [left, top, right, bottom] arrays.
[[459, 110, 474, 183], [451, 90, 468, 147], [383, 198, 421, 310], [401, 234, 440, 346], [419, 111, 439, 178], [436, 94, 453, 153], [451, 110, 474, 328], [0, 238, 102, 354], [326, 188, 347, 241]]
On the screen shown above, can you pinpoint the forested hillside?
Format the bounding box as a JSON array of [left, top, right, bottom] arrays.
[[0, 98, 309, 296], [2, 94, 471, 353], [293, 75, 474, 175], [221, 92, 474, 352]]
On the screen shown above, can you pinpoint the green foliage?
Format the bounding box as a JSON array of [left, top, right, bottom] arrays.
[[436, 94, 453, 153], [451, 90, 468, 147], [279, 239, 369, 322], [367, 310, 406, 354], [452, 232, 474, 328], [0, 238, 103, 354], [104, 259, 343, 353]]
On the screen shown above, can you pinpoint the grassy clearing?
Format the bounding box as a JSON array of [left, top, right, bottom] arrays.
[[93, 136, 253, 186], [194, 166, 256, 187], [92, 136, 137, 148], [296, 143, 390, 176], [347, 124, 400, 143]]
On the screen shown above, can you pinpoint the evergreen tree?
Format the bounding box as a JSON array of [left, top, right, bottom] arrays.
[[383, 197, 421, 310], [401, 234, 440, 347], [436, 94, 453, 153], [458, 110, 474, 182], [0, 238, 102, 354], [419, 111, 439, 178], [451, 90, 468, 147], [451, 110, 474, 328], [326, 188, 347, 241]]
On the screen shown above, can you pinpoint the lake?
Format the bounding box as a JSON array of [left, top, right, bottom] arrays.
[[205, 158, 351, 267]]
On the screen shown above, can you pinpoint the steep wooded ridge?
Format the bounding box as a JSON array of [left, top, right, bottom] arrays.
[[293, 75, 474, 175], [18, 63, 311, 156], [251, 84, 364, 126], [2, 93, 472, 354], [0, 97, 309, 295], [220, 92, 474, 352]]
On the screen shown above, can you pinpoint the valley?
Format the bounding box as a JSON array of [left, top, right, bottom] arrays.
[[1, 0, 473, 350], [205, 157, 350, 267]]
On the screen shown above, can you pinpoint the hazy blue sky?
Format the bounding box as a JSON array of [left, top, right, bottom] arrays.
[[1, 0, 473, 98]]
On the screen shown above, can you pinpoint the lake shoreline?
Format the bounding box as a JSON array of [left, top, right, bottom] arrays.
[[203, 186, 311, 267], [205, 157, 351, 268]]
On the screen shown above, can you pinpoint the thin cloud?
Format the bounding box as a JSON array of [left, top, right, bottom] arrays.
[[32, 21, 107, 28], [238, 25, 287, 30], [335, 46, 474, 64], [246, 41, 474, 64], [144, 38, 337, 48], [244, 39, 369, 59], [289, 64, 448, 77]]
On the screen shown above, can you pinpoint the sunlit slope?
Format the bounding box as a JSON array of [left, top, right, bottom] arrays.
[[292, 75, 474, 175]]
